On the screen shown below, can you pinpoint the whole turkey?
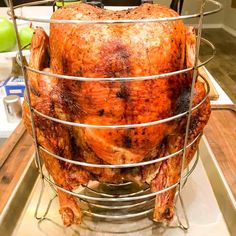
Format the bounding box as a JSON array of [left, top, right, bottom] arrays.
[[23, 3, 211, 226]]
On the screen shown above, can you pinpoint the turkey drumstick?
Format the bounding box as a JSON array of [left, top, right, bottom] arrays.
[[22, 28, 89, 225]]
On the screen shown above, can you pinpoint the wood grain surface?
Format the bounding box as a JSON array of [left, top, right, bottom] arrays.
[[0, 122, 34, 214], [204, 104, 236, 199], [0, 123, 25, 168], [201, 29, 236, 103], [198, 66, 219, 101]]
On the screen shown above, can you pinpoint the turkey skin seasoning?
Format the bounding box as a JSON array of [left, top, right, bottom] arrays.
[[23, 3, 211, 226]]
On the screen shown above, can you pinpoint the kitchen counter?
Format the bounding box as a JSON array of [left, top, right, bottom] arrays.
[[0, 122, 35, 207]]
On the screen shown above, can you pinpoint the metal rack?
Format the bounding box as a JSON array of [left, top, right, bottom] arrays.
[[8, 0, 222, 233]]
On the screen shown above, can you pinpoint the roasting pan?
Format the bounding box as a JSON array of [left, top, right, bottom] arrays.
[[0, 137, 234, 236]]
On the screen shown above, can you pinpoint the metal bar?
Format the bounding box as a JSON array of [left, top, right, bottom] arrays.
[[83, 208, 153, 219], [7, 0, 222, 24], [21, 63, 210, 132], [38, 133, 201, 168], [27, 75, 209, 129], [183, 149, 199, 180], [82, 198, 155, 210], [80, 151, 199, 204], [32, 75, 209, 128], [104, 182, 132, 186], [42, 150, 199, 202], [34, 180, 46, 220], [8, 0, 43, 178], [45, 176, 178, 201], [20, 37, 215, 82], [24, 65, 189, 82], [175, 192, 189, 230], [84, 185, 150, 198], [177, 0, 207, 230], [179, 1, 206, 191]]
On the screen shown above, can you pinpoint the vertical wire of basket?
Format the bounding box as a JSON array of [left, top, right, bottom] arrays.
[[176, 0, 206, 230]]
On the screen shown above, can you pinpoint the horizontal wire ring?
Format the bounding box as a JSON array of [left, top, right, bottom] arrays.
[[104, 182, 132, 186], [44, 175, 175, 201], [82, 208, 154, 219], [21, 38, 215, 82], [84, 185, 150, 198], [29, 75, 209, 129], [8, 0, 222, 25], [43, 151, 199, 219], [82, 149, 198, 204], [81, 198, 155, 210], [41, 150, 198, 217], [42, 149, 199, 202], [39, 132, 201, 168]]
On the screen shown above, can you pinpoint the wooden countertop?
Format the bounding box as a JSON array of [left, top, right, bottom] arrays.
[[0, 122, 35, 214], [204, 104, 236, 199]]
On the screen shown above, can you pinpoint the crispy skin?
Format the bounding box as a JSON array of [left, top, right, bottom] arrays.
[[50, 3, 186, 165], [22, 28, 86, 225], [151, 82, 211, 221], [23, 3, 211, 226]]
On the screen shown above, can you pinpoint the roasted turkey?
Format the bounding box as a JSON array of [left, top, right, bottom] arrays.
[[23, 3, 211, 226]]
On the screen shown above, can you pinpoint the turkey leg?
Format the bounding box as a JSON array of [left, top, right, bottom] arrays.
[[150, 26, 210, 222], [22, 28, 82, 226]]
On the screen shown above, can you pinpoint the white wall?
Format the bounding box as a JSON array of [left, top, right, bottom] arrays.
[[155, 0, 236, 35], [223, 0, 236, 32], [154, 0, 225, 26]]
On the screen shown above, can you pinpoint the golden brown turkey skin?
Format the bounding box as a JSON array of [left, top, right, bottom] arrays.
[[150, 81, 211, 221], [23, 3, 211, 226], [22, 28, 88, 225], [50, 3, 187, 165]]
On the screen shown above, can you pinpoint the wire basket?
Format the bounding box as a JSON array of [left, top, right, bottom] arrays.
[[8, 0, 222, 233]]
